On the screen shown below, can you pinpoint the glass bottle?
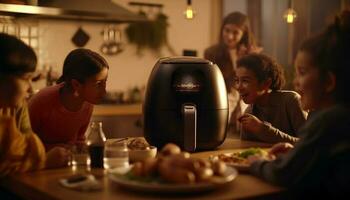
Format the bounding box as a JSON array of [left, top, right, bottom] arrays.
[[86, 121, 106, 168]]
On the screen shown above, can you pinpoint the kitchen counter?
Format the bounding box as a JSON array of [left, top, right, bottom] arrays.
[[92, 104, 143, 138], [93, 104, 142, 116]]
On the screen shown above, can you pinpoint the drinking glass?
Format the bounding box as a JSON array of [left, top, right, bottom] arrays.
[[104, 139, 129, 170], [70, 141, 90, 168]]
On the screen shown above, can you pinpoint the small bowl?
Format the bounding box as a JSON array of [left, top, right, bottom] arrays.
[[128, 146, 157, 163]]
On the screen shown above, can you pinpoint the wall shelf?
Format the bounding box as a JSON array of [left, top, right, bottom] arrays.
[[0, 2, 147, 23]]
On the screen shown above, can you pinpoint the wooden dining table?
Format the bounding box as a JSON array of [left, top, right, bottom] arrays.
[[0, 138, 287, 200]]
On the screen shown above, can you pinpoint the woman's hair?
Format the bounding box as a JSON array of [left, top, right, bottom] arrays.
[[219, 11, 256, 49], [57, 48, 109, 86], [205, 11, 257, 90], [237, 53, 286, 91], [299, 10, 350, 103], [0, 33, 37, 76]]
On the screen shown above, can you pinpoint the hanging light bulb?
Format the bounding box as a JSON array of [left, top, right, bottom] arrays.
[[284, 8, 297, 23], [184, 0, 195, 20], [283, 0, 297, 23]]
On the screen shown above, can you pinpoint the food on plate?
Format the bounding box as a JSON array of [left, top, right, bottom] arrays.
[[127, 138, 151, 150], [211, 160, 227, 176], [126, 143, 228, 184], [215, 148, 274, 166], [160, 143, 181, 156], [217, 153, 249, 166], [127, 138, 157, 162], [131, 157, 159, 177], [235, 148, 269, 158]]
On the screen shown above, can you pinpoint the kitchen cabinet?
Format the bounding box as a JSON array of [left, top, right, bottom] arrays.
[[92, 104, 143, 138]]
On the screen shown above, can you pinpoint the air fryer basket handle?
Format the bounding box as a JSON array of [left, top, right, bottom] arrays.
[[183, 104, 196, 152]]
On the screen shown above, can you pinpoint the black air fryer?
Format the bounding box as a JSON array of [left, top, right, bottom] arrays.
[[143, 57, 228, 152]]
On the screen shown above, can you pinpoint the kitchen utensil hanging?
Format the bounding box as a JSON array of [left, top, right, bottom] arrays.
[[72, 26, 90, 47], [100, 25, 123, 55]]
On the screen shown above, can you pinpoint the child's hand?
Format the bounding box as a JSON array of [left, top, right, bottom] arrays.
[[246, 153, 275, 164], [0, 107, 21, 137], [238, 113, 264, 134], [45, 147, 71, 169], [246, 155, 265, 164], [269, 142, 294, 157], [0, 107, 15, 116]]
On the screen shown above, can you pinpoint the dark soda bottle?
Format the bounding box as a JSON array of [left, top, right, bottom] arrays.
[[87, 121, 106, 168]]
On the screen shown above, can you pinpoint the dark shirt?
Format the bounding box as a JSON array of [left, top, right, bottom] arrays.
[[241, 90, 307, 143], [250, 104, 350, 198]]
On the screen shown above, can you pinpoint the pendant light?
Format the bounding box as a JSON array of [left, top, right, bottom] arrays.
[[284, 0, 297, 23], [184, 0, 195, 20]]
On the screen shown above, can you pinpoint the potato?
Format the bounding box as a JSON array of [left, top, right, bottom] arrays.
[[211, 161, 227, 176], [131, 143, 225, 184], [158, 160, 195, 183], [194, 158, 211, 168], [131, 162, 143, 176], [177, 157, 210, 172], [168, 156, 199, 171], [142, 157, 159, 176], [194, 167, 214, 182], [160, 143, 181, 156], [180, 152, 191, 159], [166, 152, 190, 160]]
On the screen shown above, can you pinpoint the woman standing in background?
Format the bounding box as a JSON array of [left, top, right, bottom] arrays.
[[29, 48, 109, 151], [204, 11, 262, 136]]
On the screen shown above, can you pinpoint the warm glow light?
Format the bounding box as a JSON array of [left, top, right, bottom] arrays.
[[286, 14, 294, 23], [284, 8, 297, 23], [184, 6, 195, 19], [184, 0, 195, 20]]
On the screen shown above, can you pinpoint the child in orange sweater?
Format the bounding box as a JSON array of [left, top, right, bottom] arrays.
[[0, 33, 69, 176]]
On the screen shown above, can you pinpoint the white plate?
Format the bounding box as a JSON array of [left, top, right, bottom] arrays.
[[108, 166, 238, 194], [209, 154, 250, 172]]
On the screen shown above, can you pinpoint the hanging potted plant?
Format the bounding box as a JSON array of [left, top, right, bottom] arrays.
[[125, 11, 176, 56]]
